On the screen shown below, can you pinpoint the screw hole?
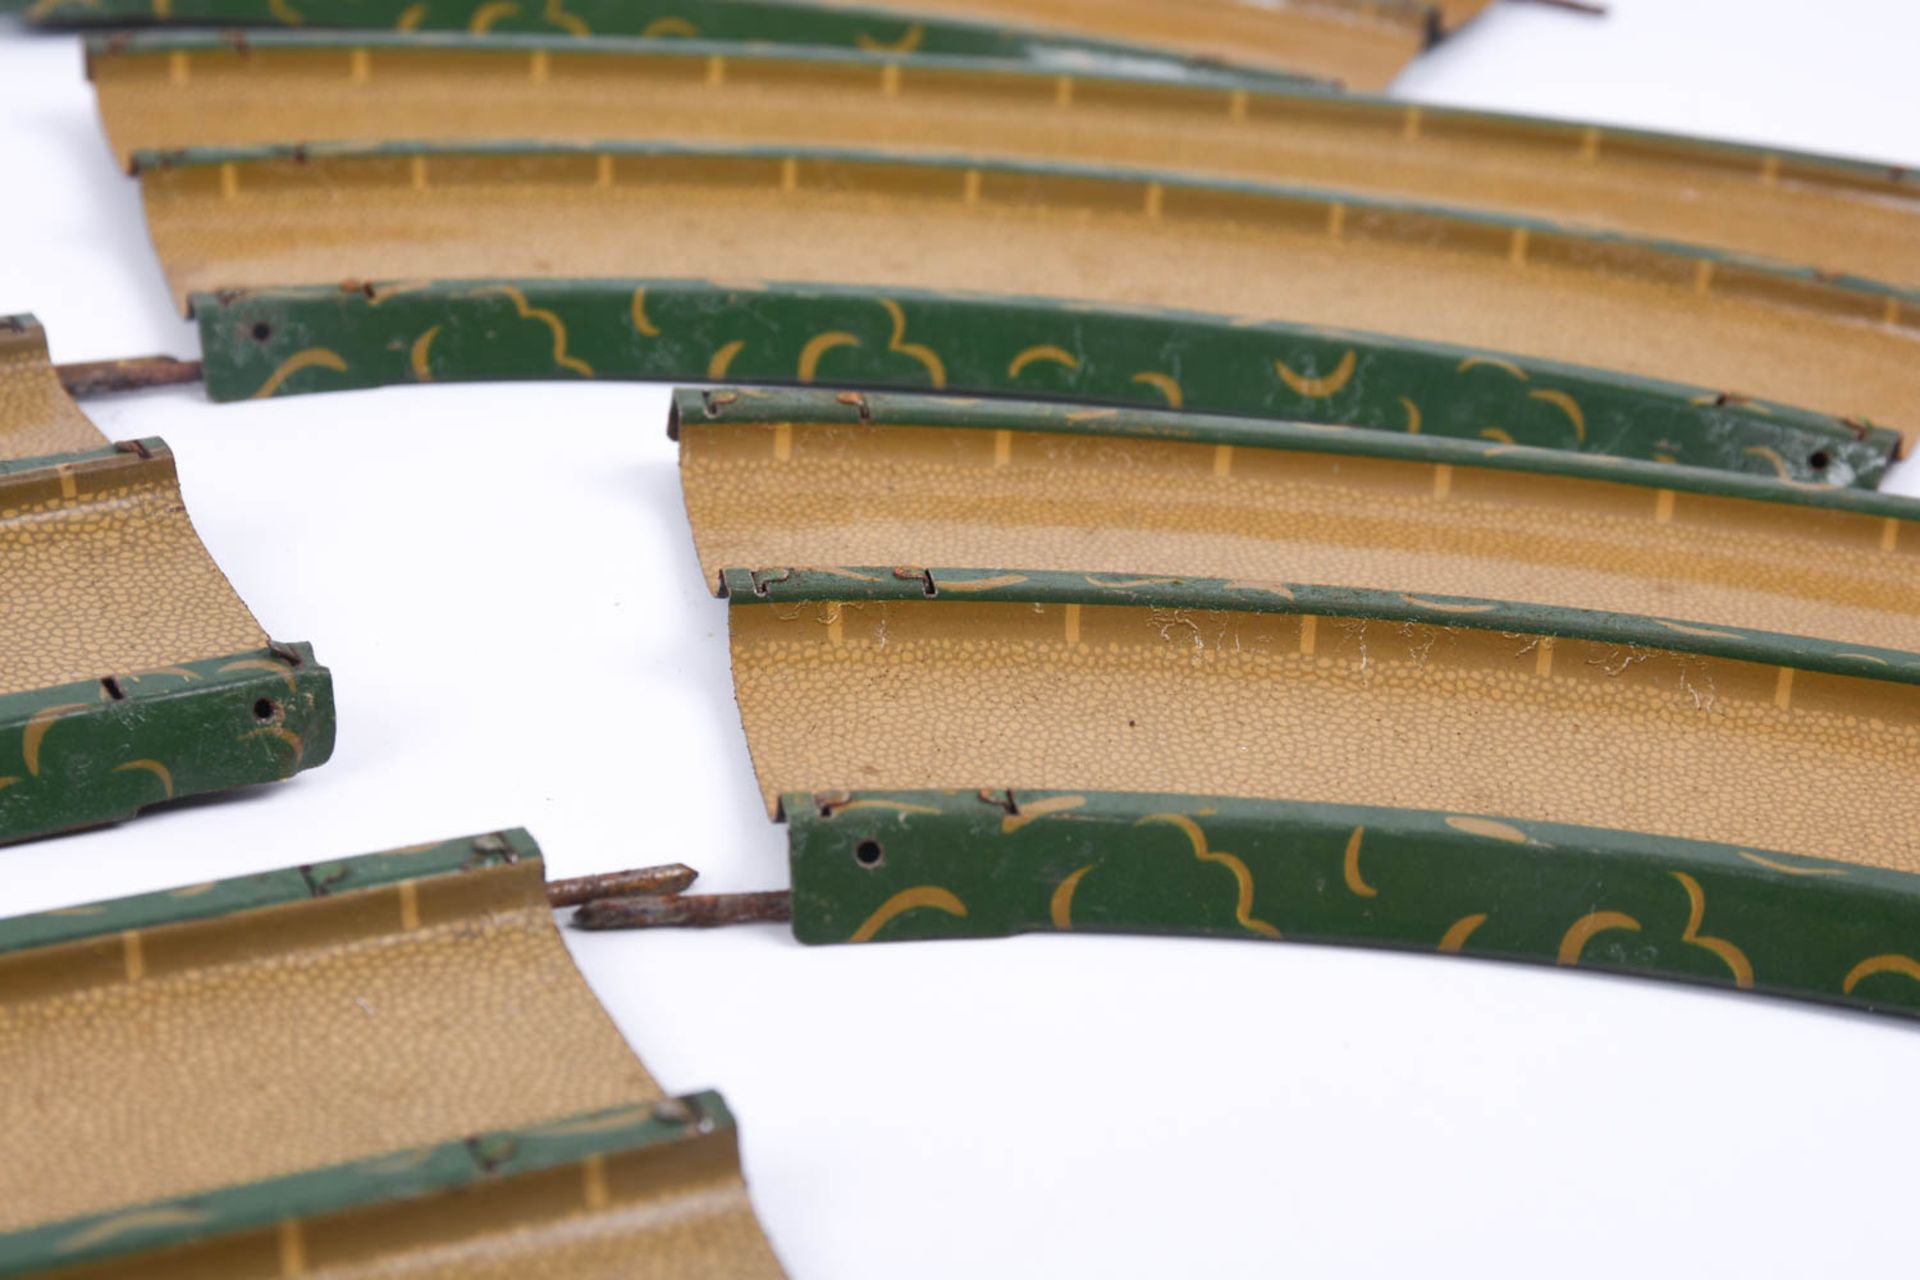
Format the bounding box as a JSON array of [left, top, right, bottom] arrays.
[[250, 322, 273, 342], [1808, 450, 1831, 470], [854, 838, 884, 869], [253, 698, 278, 722]]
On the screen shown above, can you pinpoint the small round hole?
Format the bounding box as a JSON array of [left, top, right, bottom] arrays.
[[1808, 450, 1832, 470], [250, 322, 273, 342], [253, 698, 278, 722], [854, 839, 884, 869]]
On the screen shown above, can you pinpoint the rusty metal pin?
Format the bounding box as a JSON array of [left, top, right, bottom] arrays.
[[57, 356, 205, 397], [544, 864, 700, 908], [572, 891, 793, 931]]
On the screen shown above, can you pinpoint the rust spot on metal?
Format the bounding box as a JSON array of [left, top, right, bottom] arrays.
[[835, 391, 873, 423], [544, 863, 699, 908], [571, 890, 792, 931], [57, 356, 204, 398]]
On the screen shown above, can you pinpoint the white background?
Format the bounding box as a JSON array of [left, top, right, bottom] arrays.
[[4, 1, 1920, 1274]]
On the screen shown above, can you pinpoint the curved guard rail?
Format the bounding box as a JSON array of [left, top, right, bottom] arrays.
[[198, 280, 1892, 484], [0, 315, 333, 846], [676, 388, 1920, 648], [91, 34, 1920, 289], [723, 567, 1920, 873], [0, 831, 786, 1277], [135, 144, 1920, 457], [44, 0, 1444, 88], [775, 789, 1920, 1022]]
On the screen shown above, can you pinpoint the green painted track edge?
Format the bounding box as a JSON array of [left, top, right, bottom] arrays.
[[783, 789, 1920, 1022], [678, 385, 1920, 519], [0, 829, 534, 955], [722, 565, 1920, 687], [0, 1089, 733, 1277], [84, 31, 1296, 89], [44, 0, 1326, 86], [0, 642, 337, 848], [193, 280, 1897, 486]]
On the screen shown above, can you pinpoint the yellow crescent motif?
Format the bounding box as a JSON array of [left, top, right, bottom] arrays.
[[1002, 795, 1086, 834], [1135, 814, 1280, 939], [849, 886, 969, 943], [1557, 910, 1642, 965], [1741, 445, 1793, 479], [1843, 954, 1920, 995], [1478, 427, 1516, 444], [1050, 865, 1094, 929], [639, 16, 697, 36], [467, 285, 593, 377], [1274, 349, 1356, 398], [879, 299, 946, 387], [218, 658, 298, 691], [249, 348, 348, 399], [1341, 827, 1377, 898], [1399, 396, 1422, 434], [169, 882, 218, 897], [395, 1, 427, 28], [1007, 345, 1079, 378], [1735, 850, 1845, 877], [1130, 371, 1183, 408], [0, 777, 17, 793], [267, 0, 303, 21], [409, 325, 439, 382], [241, 726, 305, 768], [23, 705, 88, 776], [1670, 872, 1753, 988], [466, 0, 517, 30], [708, 340, 746, 379], [856, 22, 924, 52], [1457, 356, 1529, 381], [112, 759, 175, 800], [629, 288, 661, 337], [59, 1207, 210, 1254], [797, 332, 860, 383], [931, 573, 1030, 592], [1438, 913, 1489, 953], [1528, 389, 1587, 443], [542, 0, 588, 34], [1223, 581, 1296, 599]]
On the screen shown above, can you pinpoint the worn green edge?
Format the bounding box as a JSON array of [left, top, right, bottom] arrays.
[[0, 439, 131, 477], [0, 829, 536, 955], [35, 0, 1318, 85], [785, 789, 1920, 1021], [0, 638, 335, 848], [722, 565, 1920, 687], [681, 386, 1920, 518], [0, 1089, 732, 1277], [195, 279, 1893, 485], [86, 30, 1321, 90], [93, 30, 1918, 196]]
